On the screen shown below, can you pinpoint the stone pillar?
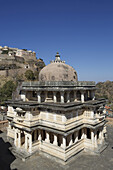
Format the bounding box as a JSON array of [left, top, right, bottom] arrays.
[[37, 91, 41, 103], [91, 130, 94, 144], [81, 129, 84, 139], [18, 131, 21, 148], [74, 91, 77, 101], [29, 133, 32, 153], [61, 92, 64, 103], [61, 136, 66, 149], [67, 92, 70, 103], [21, 91, 26, 101], [14, 129, 17, 146], [95, 130, 97, 146], [81, 91, 85, 103], [69, 134, 73, 146], [38, 129, 42, 141], [91, 91, 95, 100], [44, 91, 48, 102], [84, 128, 87, 139], [91, 110, 94, 118], [53, 134, 58, 146], [25, 133, 28, 150], [45, 131, 50, 143], [53, 92, 57, 103]]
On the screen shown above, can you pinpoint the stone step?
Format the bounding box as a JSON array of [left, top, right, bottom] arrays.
[[95, 142, 108, 154], [9, 146, 31, 161]]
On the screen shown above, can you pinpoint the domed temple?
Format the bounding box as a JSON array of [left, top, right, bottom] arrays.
[[7, 53, 107, 162]]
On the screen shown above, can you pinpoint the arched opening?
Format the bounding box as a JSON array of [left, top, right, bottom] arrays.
[[76, 91, 81, 101], [88, 91, 91, 100], [72, 133, 75, 143], [56, 92, 61, 102], [42, 130, 46, 141], [50, 132, 54, 144], [32, 131, 35, 142], [97, 130, 99, 139], [47, 91, 53, 99], [85, 91, 88, 101], [87, 128, 91, 139], [41, 91, 45, 102], [57, 134, 62, 147], [64, 92, 67, 103], [45, 91, 53, 102], [66, 135, 70, 146], [37, 130, 39, 140], [78, 129, 82, 140], [21, 132, 25, 145], [70, 91, 74, 102]]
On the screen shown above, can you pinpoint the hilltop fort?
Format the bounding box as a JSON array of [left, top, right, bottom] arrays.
[[0, 46, 45, 80]]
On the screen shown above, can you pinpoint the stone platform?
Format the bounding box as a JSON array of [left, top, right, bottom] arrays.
[[0, 124, 113, 170]]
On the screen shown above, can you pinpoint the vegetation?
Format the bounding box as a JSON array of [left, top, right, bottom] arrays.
[[0, 80, 17, 105], [95, 81, 113, 104], [24, 70, 35, 80]]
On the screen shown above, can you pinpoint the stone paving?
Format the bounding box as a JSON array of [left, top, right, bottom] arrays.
[[0, 125, 113, 170]]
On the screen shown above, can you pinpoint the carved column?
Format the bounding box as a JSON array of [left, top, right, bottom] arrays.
[[91, 130, 94, 144], [61, 136, 66, 149], [45, 131, 50, 143], [14, 129, 17, 146], [74, 91, 77, 101], [38, 129, 42, 141], [53, 134, 58, 146], [61, 92, 64, 103], [53, 92, 57, 103], [84, 128, 87, 139], [81, 128, 84, 139], [75, 131, 78, 142], [81, 91, 85, 103], [25, 132, 28, 150], [95, 130, 97, 147], [45, 91, 47, 102], [37, 91, 41, 103], [69, 134, 73, 146]]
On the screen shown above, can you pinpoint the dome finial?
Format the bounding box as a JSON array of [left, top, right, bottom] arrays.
[[50, 52, 65, 63], [55, 52, 61, 62]]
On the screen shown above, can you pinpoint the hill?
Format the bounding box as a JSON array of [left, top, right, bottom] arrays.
[[95, 81, 113, 103], [0, 46, 45, 85]]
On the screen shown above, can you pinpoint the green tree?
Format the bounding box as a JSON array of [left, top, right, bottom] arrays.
[[0, 80, 17, 104], [25, 70, 35, 80]]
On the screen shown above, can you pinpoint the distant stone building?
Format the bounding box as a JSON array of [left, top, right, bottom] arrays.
[[7, 53, 107, 162], [0, 46, 45, 79], [0, 46, 36, 61]]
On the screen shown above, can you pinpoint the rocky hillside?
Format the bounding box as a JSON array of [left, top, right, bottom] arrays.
[[95, 81, 113, 103]]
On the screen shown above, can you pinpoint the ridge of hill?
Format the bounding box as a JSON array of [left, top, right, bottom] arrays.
[[95, 81, 113, 103]]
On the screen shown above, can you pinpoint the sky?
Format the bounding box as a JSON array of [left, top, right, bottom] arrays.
[[0, 0, 113, 82]]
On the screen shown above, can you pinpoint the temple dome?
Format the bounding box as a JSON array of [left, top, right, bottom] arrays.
[[39, 53, 78, 82]]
